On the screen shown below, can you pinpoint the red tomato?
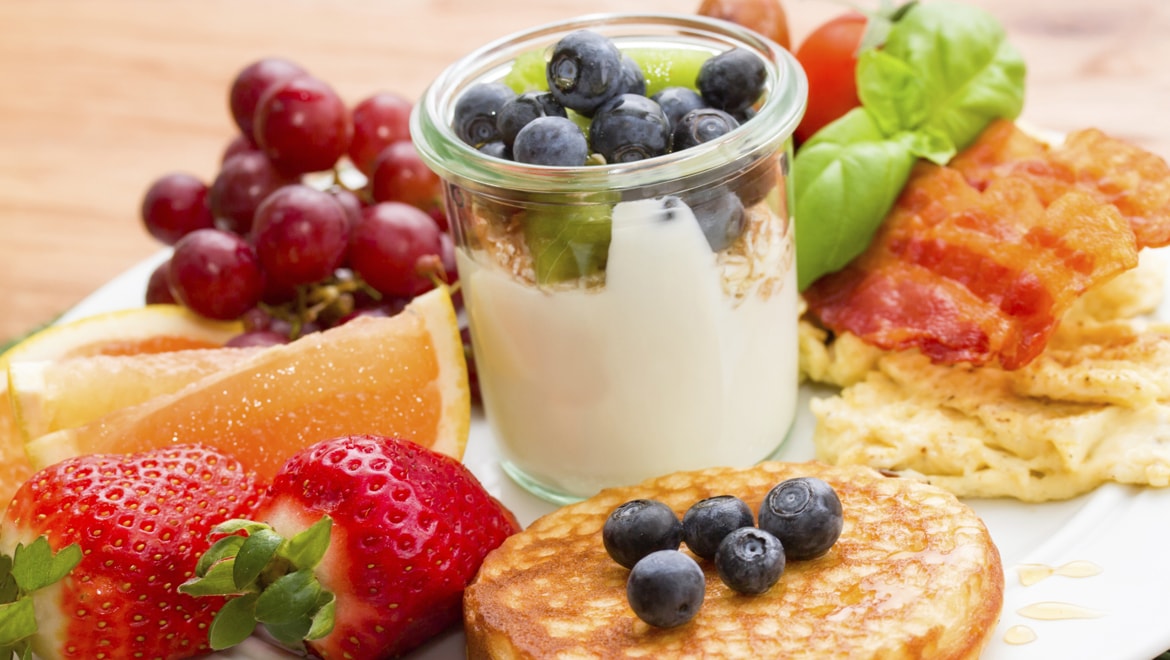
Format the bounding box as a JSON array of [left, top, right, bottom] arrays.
[[793, 13, 867, 144]]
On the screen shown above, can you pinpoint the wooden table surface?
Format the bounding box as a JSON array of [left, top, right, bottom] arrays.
[[1, 0, 1168, 344]]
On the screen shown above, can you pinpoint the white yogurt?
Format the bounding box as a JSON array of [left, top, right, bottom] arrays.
[[459, 197, 799, 500]]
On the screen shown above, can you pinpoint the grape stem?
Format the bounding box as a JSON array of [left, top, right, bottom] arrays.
[[262, 273, 382, 339]]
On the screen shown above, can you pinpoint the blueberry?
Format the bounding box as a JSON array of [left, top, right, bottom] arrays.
[[681, 495, 755, 561], [478, 140, 511, 160], [496, 91, 567, 149], [512, 116, 589, 166], [626, 550, 705, 628], [733, 159, 778, 208], [688, 189, 745, 252], [671, 108, 739, 152], [453, 82, 517, 147], [617, 55, 647, 97], [651, 86, 707, 130], [696, 48, 766, 115], [603, 499, 683, 569], [589, 94, 671, 163], [714, 527, 785, 595], [733, 106, 758, 125], [546, 30, 625, 117], [757, 477, 844, 561]]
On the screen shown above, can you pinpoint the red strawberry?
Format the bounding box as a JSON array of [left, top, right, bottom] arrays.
[[181, 434, 520, 659], [0, 444, 266, 660]]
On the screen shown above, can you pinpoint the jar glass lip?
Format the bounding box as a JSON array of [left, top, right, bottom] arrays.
[[410, 12, 808, 196]]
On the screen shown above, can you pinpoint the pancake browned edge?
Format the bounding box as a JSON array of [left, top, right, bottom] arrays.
[[465, 461, 1003, 660]]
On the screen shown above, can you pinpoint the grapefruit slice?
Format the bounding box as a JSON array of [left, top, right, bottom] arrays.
[[0, 305, 242, 505], [25, 286, 470, 480], [9, 347, 260, 443]]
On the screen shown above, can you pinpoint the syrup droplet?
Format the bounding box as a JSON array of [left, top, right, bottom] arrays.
[[1018, 601, 1105, 620], [1055, 560, 1102, 579], [1003, 624, 1037, 645], [1016, 564, 1054, 586], [1016, 560, 1103, 586]]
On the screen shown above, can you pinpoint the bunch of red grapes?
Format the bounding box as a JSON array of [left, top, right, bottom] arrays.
[[140, 57, 456, 348]]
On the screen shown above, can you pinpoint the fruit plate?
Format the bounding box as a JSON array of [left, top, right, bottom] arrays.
[[60, 249, 1170, 660]]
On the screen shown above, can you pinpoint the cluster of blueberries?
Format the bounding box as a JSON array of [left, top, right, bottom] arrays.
[[603, 477, 844, 628], [452, 29, 767, 167]]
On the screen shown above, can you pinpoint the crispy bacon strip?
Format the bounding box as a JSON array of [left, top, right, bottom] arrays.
[[805, 162, 1139, 369], [952, 119, 1170, 248]]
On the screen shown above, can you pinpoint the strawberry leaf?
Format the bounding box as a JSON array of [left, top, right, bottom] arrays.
[[306, 591, 336, 641], [282, 516, 332, 570], [255, 569, 321, 624], [212, 519, 271, 536], [11, 539, 80, 593], [194, 535, 246, 578], [0, 598, 36, 646], [179, 559, 247, 597], [0, 556, 16, 603], [209, 592, 259, 650], [0, 642, 32, 660], [234, 527, 283, 589], [263, 615, 313, 651]]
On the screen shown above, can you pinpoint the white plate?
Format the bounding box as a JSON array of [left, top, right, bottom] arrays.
[[60, 250, 1170, 660]]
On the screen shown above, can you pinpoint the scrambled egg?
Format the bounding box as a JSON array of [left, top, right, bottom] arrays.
[[801, 252, 1170, 501]]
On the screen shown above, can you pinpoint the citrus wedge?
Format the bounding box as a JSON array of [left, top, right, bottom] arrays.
[[25, 286, 470, 480], [9, 347, 261, 443], [0, 305, 242, 505]]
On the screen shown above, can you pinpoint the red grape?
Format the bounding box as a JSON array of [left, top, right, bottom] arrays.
[[254, 75, 352, 176], [145, 260, 177, 304], [240, 306, 273, 332], [262, 277, 299, 306], [337, 298, 408, 325], [439, 231, 461, 310], [251, 184, 349, 289], [225, 330, 289, 348], [269, 316, 321, 338], [326, 185, 364, 235], [427, 206, 450, 233], [439, 230, 458, 284], [209, 151, 293, 235], [461, 325, 481, 403], [368, 140, 443, 212], [229, 57, 307, 142], [141, 173, 214, 245], [169, 228, 265, 320], [222, 133, 261, 164], [348, 92, 413, 176], [349, 202, 443, 297]]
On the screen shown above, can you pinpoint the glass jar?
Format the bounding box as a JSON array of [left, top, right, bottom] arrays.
[[412, 13, 807, 503]]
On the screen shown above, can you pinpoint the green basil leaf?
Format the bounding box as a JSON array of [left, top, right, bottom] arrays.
[[856, 49, 928, 135], [794, 107, 917, 290], [902, 125, 956, 165], [881, 1, 1026, 150]]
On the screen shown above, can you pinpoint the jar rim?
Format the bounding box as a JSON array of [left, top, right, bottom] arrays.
[[410, 12, 808, 197]]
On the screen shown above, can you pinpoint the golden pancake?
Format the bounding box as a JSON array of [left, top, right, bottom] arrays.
[[465, 462, 1003, 659]]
